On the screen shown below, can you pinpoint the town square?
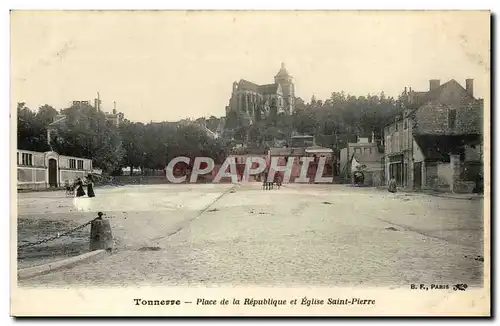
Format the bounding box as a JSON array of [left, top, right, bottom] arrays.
[[17, 182, 484, 287], [11, 10, 489, 316]]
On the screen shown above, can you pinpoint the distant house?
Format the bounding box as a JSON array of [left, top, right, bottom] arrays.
[[267, 135, 334, 183], [47, 100, 124, 145], [195, 117, 225, 140], [383, 78, 483, 192], [340, 135, 384, 186], [289, 135, 315, 148]]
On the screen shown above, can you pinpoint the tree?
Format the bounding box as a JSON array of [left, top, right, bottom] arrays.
[[119, 121, 146, 174], [36, 104, 58, 126], [50, 102, 125, 174], [17, 102, 52, 152]]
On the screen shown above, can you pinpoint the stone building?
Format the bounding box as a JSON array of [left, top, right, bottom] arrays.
[[17, 149, 93, 190], [339, 135, 385, 186], [225, 63, 296, 122], [383, 78, 483, 192]]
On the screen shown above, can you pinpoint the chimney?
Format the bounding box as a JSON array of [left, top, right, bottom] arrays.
[[466, 79, 474, 97], [429, 79, 441, 91]]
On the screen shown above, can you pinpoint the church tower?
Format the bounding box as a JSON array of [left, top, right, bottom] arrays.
[[274, 62, 295, 114]]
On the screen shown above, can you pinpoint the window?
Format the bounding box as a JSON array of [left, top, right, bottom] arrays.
[[22, 153, 32, 166], [69, 159, 76, 169], [404, 119, 408, 129], [17, 153, 19, 165], [395, 123, 399, 131], [449, 109, 457, 129], [77, 160, 84, 170]]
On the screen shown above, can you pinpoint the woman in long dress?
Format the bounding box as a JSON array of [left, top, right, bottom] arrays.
[[86, 174, 95, 198], [75, 178, 86, 197]]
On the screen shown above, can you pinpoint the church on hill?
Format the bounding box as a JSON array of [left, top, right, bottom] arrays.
[[225, 63, 296, 122]]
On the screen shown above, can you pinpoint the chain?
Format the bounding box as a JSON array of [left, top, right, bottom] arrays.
[[18, 218, 98, 249]]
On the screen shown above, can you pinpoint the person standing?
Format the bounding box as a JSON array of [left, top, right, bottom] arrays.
[[86, 174, 95, 198], [75, 177, 86, 197]]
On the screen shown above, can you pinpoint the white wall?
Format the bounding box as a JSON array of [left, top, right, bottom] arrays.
[[464, 145, 482, 162], [17, 150, 93, 188], [413, 139, 425, 162]]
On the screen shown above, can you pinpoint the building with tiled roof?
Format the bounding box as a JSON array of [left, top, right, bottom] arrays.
[[383, 78, 484, 193], [225, 63, 296, 123]]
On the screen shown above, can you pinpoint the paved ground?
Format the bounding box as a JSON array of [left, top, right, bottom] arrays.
[[17, 183, 485, 288]]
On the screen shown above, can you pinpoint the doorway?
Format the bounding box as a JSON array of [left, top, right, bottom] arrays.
[[48, 158, 58, 187], [414, 162, 422, 190]]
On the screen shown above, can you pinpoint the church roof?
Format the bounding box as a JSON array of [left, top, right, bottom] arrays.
[[258, 84, 279, 94], [238, 79, 260, 92]]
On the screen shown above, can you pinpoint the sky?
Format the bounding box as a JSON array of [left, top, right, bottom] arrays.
[[11, 10, 490, 123]]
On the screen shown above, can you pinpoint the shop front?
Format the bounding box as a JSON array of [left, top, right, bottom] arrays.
[[388, 154, 406, 187]]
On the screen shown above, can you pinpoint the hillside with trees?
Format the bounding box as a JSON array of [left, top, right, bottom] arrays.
[[224, 91, 404, 149]]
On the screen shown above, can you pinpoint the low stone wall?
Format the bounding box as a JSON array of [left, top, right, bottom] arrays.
[[110, 176, 169, 185], [110, 174, 235, 185], [18, 183, 53, 191]]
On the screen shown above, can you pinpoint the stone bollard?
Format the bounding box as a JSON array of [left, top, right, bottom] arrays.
[[89, 212, 113, 252], [388, 178, 397, 193]]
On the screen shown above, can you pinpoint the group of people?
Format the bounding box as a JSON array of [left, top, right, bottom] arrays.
[[74, 174, 95, 198], [353, 169, 365, 186]]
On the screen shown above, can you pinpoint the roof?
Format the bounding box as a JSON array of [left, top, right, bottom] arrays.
[[305, 146, 333, 154], [413, 134, 481, 161], [409, 79, 477, 108], [230, 147, 268, 155], [48, 115, 67, 127], [269, 147, 306, 156], [348, 142, 378, 148], [385, 79, 480, 129], [238, 79, 260, 92], [291, 135, 314, 139], [258, 83, 279, 94]]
